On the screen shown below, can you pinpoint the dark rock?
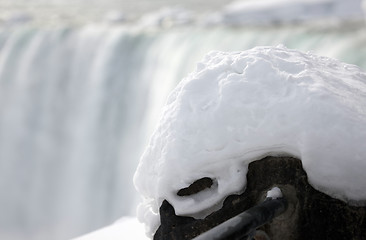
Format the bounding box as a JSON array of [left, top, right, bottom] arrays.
[[154, 156, 366, 240]]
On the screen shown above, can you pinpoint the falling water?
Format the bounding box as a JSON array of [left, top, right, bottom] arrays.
[[0, 23, 366, 239]]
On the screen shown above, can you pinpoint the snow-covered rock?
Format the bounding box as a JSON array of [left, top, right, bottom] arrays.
[[134, 45, 366, 236]]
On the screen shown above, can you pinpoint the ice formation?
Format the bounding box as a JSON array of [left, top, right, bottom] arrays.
[[134, 45, 366, 236]]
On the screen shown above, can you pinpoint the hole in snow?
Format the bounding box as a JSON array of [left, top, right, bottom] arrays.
[[177, 177, 214, 196]]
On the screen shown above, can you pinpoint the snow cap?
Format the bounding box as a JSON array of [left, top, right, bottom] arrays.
[[134, 45, 366, 236]]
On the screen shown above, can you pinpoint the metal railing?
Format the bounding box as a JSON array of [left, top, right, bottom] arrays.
[[192, 195, 287, 240]]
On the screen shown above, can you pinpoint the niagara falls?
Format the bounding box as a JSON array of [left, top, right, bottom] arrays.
[[0, 0, 366, 240]]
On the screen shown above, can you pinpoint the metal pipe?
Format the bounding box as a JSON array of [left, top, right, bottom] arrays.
[[192, 196, 287, 240]]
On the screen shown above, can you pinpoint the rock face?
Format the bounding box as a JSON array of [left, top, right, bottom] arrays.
[[154, 156, 366, 240]]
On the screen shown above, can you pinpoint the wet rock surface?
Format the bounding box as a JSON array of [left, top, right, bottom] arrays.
[[154, 156, 366, 240]]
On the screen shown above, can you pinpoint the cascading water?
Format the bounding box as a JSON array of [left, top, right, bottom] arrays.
[[0, 23, 366, 240]]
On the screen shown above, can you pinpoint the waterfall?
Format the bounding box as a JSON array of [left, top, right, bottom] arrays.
[[0, 24, 366, 240]]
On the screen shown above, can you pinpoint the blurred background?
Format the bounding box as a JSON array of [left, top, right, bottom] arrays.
[[0, 0, 366, 239]]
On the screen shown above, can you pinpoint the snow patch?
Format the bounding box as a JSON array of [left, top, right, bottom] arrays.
[[74, 217, 148, 240], [134, 45, 366, 236], [266, 187, 283, 199]]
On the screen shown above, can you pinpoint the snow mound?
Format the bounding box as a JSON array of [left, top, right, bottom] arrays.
[[206, 0, 364, 26], [134, 45, 366, 236]]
